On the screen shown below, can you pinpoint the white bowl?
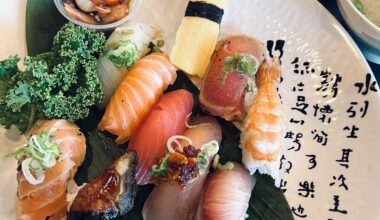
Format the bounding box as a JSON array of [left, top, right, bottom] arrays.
[[54, 0, 140, 32], [337, 0, 380, 63]]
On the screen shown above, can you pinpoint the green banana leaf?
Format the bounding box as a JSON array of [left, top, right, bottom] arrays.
[[26, 1, 293, 219]]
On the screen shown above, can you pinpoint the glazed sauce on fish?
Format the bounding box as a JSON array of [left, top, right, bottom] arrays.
[[70, 169, 121, 213]]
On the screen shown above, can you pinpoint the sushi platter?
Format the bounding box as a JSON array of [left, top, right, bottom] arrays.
[[0, 0, 380, 219]]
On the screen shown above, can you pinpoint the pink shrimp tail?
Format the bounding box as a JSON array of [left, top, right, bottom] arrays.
[[255, 57, 281, 87]]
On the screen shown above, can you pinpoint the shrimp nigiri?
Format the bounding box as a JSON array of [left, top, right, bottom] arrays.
[[98, 53, 177, 144], [142, 116, 222, 220], [195, 163, 255, 220], [240, 57, 285, 186], [17, 120, 86, 220], [128, 89, 194, 185]]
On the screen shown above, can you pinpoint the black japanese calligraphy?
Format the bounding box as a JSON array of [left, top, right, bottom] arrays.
[[330, 175, 348, 191], [354, 73, 378, 95], [291, 57, 315, 75], [292, 96, 309, 115], [292, 82, 305, 92], [280, 179, 287, 193], [311, 129, 328, 146], [291, 204, 308, 218], [298, 181, 315, 198], [329, 195, 347, 214], [336, 148, 353, 169], [343, 125, 359, 138], [313, 104, 334, 123], [306, 154, 317, 169], [290, 118, 305, 125], [279, 155, 293, 174], [285, 131, 303, 152], [267, 39, 285, 61], [316, 70, 342, 98], [346, 101, 369, 118]]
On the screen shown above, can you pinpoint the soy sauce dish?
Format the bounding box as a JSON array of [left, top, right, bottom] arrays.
[[54, 0, 139, 31]]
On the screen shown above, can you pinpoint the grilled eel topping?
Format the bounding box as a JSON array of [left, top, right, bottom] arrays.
[[69, 151, 137, 220]]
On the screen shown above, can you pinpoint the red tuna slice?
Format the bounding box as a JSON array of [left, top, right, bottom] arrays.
[[199, 35, 265, 122], [128, 89, 194, 185]]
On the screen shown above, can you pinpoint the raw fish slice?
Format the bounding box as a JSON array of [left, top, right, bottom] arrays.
[[196, 163, 255, 220], [97, 22, 162, 108], [17, 160, 74, 199], [20, 192, 67, 220], [128, 89, 194, 185], [18, 175, 67, 213], [200, 35, 265, 121], [98, 53, 177, 144], [17, 120, 86, 220], [143, 116, 222, 220]]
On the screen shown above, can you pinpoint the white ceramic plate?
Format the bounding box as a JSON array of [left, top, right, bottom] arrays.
[[1, 0, 380, 219]]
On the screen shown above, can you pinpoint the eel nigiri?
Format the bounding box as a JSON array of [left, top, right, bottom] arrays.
[[196, 163, 255, 220], [128, 89, 194, 185], [98, 53, 177, 144], [69, 151, 137, 220], [17, 120, 86, 220], [170, 0, 227, 78], [241, 58, 284, 186], [143, 116, 222, 220], [199, 35, 265, 121]]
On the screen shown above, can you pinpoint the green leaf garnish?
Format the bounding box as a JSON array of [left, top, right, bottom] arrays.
[[150, 154, 170, 178], [6, 82, 31, 112], [223, 54, 257, 77], [197, 140, 219, 173], [104, 39, 139, 69], [8, 133, 60, 173]]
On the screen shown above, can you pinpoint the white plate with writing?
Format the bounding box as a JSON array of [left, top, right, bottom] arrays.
[[1, 0, 380, 219]]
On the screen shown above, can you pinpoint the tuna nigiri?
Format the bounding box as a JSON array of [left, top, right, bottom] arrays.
[[196, 163, 255, 220], [199, 35, 265, 121], [241, 57, 285, 187], [128, 89, 194, 185], [143, 116, 222, 220], [16, 120, 86, 220], [98, 53, 177, 144]]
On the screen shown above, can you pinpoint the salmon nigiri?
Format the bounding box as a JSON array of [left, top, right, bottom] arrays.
[[143, 116, 222, 220], [196, 163, 255, 220], [16, 120, 86, 220], [241, 57, 285, 187], [200, 35, 265, 121], [98, 53, 177, 144], [128, 89, 194, 185]]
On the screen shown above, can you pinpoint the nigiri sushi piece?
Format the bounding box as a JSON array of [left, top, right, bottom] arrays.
[[170, 0, 227, 78], [98, 53, 177, 144], [128, 89, 194, 185], [143, 116, 222, 220], [16, 120, 86, 220], [241, 57, 285, 187], [97, 22, 163, 108], [69, 151, 137, 220], [195, 163, 255, 220], [199, 35, 266, 121]]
